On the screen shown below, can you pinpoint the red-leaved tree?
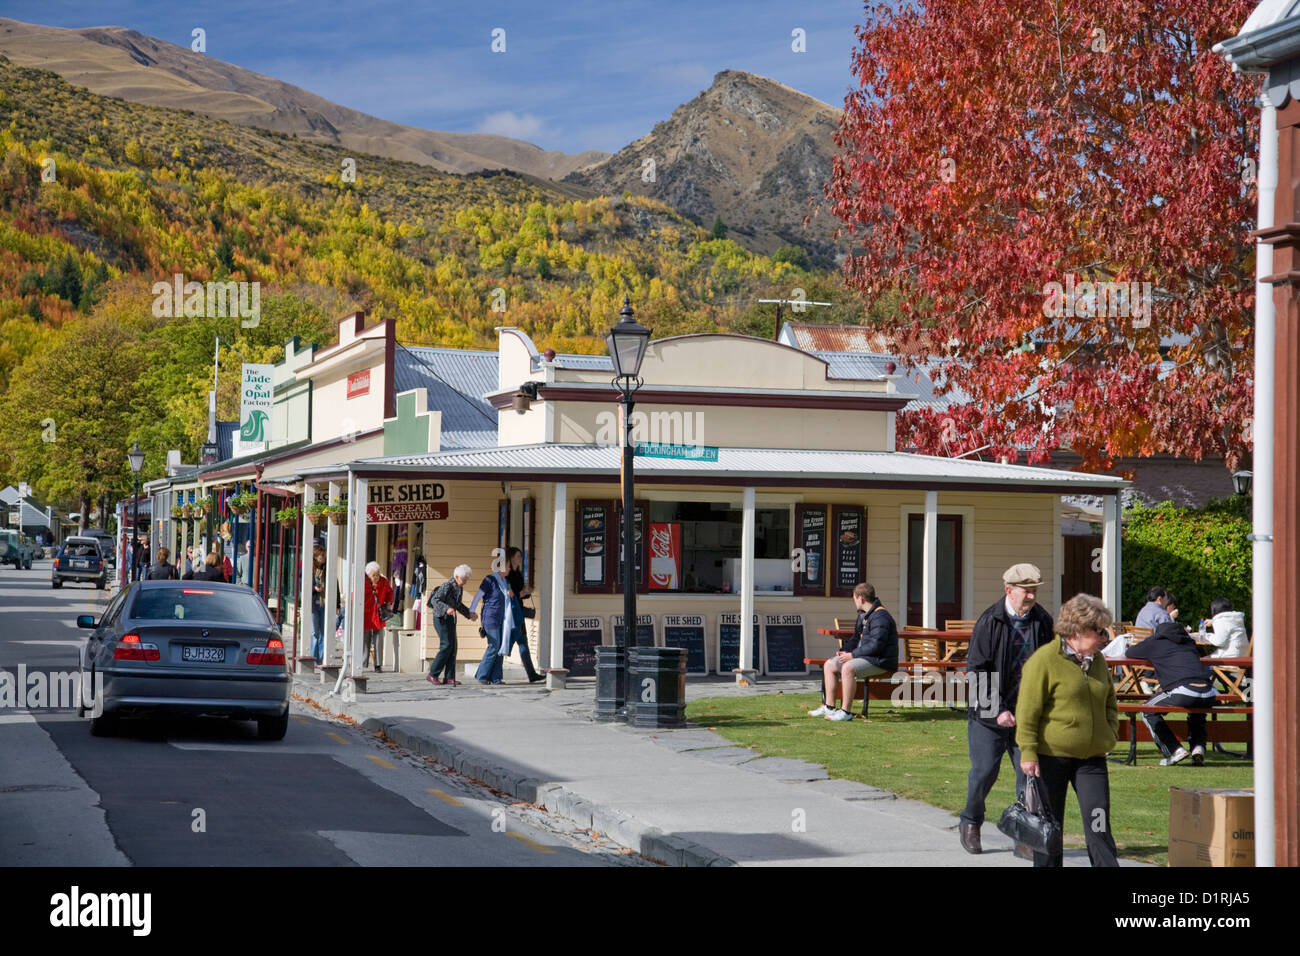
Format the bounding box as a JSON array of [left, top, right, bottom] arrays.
[[827, 0, 1259, 470]]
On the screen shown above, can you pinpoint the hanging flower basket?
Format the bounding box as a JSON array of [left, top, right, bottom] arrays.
[[325, 503, 347, 525], [194, 497, 213, 517], [229, 492, 255, 515], [180, 503, 194, 518], [275, 506, 299, 529], [305, 502, 328, 526], [170, 505, 184, 519]]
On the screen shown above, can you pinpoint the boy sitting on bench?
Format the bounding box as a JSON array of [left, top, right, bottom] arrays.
[[809, 583, 899, 722]]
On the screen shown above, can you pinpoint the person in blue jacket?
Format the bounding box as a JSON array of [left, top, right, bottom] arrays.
[[469, 566, 514, 684]]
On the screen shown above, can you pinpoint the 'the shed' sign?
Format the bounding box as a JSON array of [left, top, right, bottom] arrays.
[[366, 480, 449, 523]]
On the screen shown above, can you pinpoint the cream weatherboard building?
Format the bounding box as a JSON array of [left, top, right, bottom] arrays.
[[280, 321, 1126, 685]]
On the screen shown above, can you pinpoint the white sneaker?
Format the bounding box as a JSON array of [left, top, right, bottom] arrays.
[[826, 708, 853, 722], [1160, 747, 1190, 766], [808, 704, 832, 717], [1191, 745, 1205, 766]]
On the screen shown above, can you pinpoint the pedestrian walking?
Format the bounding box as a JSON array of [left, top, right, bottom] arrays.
[[1016, 593, 1120, 867], [468, 566, 513, 684], [310, 545, 326, 663], [426, 564, 476, 685], [959, 562, 1055, 856], [504, 547, 546, 683], [147, 547, 179, 580], [362, 561, 394, 672]]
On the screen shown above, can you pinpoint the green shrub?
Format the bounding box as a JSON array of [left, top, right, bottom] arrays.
[[1121, 496, 1252, 627]]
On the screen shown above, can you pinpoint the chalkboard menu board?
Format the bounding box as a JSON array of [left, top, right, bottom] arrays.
[[795, 504, 828, 596], [663, 614, 707, 674], [717, 612, 761, 674], [611, 613, 655, 648], [562, 616, 603, 677], [764, 613, 808, 675], [578, 503, 608, 591], [832, 505, 865, 597]]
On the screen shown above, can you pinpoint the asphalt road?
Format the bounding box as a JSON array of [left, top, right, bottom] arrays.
[[0, 561, 648, 867]]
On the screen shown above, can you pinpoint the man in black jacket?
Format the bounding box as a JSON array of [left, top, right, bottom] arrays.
[[1128, 622, 1217, 766], [809, 583, 898, 722], [959, 563, 1055, 854]]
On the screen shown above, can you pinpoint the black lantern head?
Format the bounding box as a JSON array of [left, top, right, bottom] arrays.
[[1231, 470, 1253, 497], [605, 296, 651, 380], [128, 440, 145, 474]]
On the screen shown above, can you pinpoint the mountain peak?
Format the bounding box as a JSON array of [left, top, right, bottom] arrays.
[[566, 70, 844, 266]]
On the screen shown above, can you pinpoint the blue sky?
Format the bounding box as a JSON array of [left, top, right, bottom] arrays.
[[9, 1, 869, 154]]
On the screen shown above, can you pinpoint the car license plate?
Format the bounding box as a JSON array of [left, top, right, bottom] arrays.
[[73, 560, 87, 568], [182, 646, 225, 663]]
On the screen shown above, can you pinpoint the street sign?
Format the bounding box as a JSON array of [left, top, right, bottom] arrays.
[[633, 442, 718, 462]]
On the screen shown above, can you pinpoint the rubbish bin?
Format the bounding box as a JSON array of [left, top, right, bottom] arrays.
[[626, 646, 687, 728], [593, 645, 626, 721]]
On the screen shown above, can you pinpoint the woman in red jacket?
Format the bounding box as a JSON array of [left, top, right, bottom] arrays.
[[362, 560, 394, 671]]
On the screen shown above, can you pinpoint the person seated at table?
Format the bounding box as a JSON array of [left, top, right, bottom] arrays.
[[1127, 621, 1217, 766], [809, 583, 898, 722], [1204, 597, 1248, 659], [1134, 586, 1174, 632]]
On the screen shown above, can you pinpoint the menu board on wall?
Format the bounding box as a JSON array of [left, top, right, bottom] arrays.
[[764, 613, 808, 675], [794, 505, 828, 597], [716, 612, 761, 675], [562, 616, 603, 677], [831, 505, 865, 597], [578, 503, 607, 591], [663, 614, 707, 674], [611, 613, 655, 648]]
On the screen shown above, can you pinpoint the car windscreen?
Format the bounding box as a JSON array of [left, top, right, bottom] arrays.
[[128, 587, 272, 626], [62, 542, 101, 558]]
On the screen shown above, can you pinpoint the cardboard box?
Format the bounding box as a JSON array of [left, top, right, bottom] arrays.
[[1168, 788, 1254, 867]]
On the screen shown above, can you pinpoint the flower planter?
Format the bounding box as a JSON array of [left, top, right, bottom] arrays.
[[307, 512, 327, 527], [327, 511, 346, 526]]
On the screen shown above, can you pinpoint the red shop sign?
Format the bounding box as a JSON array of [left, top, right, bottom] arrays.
[[347, 369, 370, 399]]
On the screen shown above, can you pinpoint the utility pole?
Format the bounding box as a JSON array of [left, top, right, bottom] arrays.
[[757, 298, 834, 340]]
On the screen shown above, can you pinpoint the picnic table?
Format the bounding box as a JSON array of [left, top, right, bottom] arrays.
[[1106, 656, 1253, 700]]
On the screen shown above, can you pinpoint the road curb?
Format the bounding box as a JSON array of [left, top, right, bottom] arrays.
[[292, 680, 735, 867]]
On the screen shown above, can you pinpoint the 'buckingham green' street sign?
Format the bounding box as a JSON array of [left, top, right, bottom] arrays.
[[634, 442, 719, 462]]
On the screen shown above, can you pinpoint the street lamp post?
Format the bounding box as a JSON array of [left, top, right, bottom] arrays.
[[128, 441, 145, 582], [594, 298, 651, 721]]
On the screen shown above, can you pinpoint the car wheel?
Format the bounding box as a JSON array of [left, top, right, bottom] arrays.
[[257, 710, 289, 741], [89, 710, 117, 737], [52, 579, 62, 589]]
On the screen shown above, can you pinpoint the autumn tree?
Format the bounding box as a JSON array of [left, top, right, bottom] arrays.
[[827, 1, 1258, 469]]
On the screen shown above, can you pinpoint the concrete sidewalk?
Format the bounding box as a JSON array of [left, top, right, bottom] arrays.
[[292, 669, 1137, 867]]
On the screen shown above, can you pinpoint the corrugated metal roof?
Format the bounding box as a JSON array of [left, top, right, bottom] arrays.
[[393, 346, 499, 448], [331, 443, 1125, 490]]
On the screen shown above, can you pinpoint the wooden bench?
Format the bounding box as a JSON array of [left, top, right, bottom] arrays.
[[1114, 703, 1253, 765], [805, 658, 968, 703]]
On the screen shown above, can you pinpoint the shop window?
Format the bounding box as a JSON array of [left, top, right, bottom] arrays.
[[645, 502, 791, 594]]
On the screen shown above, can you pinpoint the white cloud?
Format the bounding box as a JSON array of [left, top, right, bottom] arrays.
[[475, 110, 551, 142]]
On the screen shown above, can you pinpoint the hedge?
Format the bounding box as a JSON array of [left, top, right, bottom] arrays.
[[1120, 497, 1252, 628]]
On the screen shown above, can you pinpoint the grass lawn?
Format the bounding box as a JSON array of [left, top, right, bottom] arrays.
[[684, 693, 1253, 866]]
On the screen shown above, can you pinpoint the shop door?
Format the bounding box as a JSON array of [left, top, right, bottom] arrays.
[[906, 514, 963, 627]]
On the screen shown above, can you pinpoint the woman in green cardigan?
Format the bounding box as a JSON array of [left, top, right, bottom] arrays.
[[1016, 593, 1120, 867]]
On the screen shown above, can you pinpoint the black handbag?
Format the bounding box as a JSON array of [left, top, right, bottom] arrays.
[[996, 775, 1061, 856]]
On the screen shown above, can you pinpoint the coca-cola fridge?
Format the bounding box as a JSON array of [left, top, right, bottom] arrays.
[[649, 522, 681, 590]]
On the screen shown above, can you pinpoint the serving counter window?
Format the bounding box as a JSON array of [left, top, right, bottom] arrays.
[[646, 501, 790, 594]]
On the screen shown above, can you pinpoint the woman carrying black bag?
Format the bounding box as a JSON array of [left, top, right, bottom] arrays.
[[1015, 593, 1120, 867]]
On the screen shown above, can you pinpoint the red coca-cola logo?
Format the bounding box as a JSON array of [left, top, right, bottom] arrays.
[[650, 526, 673, 586]]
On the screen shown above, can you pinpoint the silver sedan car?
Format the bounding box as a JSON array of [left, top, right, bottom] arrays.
[[77, 580, 292, 739]]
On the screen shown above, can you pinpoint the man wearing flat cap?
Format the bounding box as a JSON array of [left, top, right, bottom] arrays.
[[958, 562, 1055, 855]]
